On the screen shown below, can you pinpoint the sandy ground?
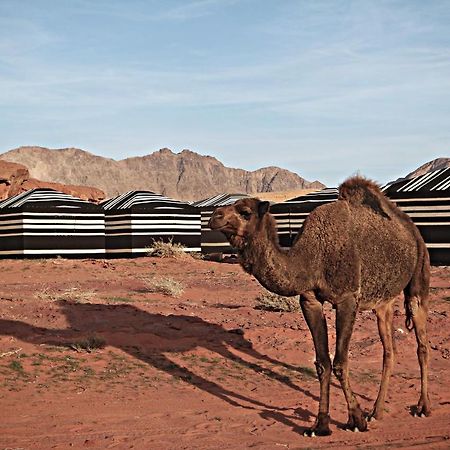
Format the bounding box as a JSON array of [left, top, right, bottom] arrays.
[[255, 189, 316, 203], [0, 256, 449, 450]]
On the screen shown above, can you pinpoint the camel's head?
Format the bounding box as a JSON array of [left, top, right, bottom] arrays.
[[208, 198, 270, 250]]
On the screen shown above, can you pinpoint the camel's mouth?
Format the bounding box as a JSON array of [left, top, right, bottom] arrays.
[[209, 222, 234, 234], [209, 221, 242, 240]]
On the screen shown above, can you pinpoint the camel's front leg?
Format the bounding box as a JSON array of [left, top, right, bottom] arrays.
[[300, 292, 332, 436], [334, 295, 367, 432]]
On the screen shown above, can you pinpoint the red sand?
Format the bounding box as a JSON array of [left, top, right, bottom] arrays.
[[0, 257, 449, 449]]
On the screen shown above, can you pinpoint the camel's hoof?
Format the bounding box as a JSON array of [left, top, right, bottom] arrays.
[[365, 411, 380, 422], [344, 427, 360, 433], [412, 405, 431, 418], [344, 424, 365, 433], [303, 428, 331, 437]]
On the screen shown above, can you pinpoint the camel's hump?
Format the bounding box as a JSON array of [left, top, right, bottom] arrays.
[[338, 176, 390, 219]]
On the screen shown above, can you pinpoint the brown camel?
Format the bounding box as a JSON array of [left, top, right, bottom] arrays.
[[209, 176, 430, 436]]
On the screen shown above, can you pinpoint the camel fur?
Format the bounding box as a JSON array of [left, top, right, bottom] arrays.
[[209, 176, 430, 436]]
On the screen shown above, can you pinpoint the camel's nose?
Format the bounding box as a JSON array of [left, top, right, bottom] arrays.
[[208, 207, 224, 228]]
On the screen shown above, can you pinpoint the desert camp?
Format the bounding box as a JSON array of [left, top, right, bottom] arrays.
[[0, 1, 449, 448]]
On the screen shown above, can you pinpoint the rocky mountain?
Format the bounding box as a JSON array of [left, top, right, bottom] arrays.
[[406, 158, 450, 178], [0, 146, 325, 201], [0, 159, 105, 203]]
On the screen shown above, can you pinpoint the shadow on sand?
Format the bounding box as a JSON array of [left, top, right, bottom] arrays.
[[0, 300, 362, 431]]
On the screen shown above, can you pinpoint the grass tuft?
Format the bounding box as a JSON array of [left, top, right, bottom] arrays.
[[147, 239, 186, 258], [8, 360, 25, 375], [143, 276, 184, 298], [68, 336, 106, 353], [105, 296, 135, 303], [34, 286, 96, 303], [255, 289, 300, 312]]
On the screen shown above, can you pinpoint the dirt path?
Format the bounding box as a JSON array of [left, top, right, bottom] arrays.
[[0, 257, 449, 449]]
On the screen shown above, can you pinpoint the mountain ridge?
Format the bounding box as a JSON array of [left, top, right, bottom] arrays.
[[0, 146, 324, 201], [406, 158, 450, 178]]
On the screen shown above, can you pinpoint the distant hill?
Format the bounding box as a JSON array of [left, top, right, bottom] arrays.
[[0, 146, 325, 201], [406, 158, 450, 178]]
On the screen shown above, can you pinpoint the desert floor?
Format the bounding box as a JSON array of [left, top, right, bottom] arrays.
[[0, 256, 449, 449]]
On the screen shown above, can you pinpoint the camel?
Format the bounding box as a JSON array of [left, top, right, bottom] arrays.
[[209, 176, 430, 436]]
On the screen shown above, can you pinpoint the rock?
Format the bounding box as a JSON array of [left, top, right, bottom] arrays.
[[0, 160, 29, 199], [0, 157, 105, 203], [21, 178, 105, 203]]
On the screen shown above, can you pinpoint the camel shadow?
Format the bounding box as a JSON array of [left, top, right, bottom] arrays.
[[0, 300, 378, 431], [1, 300, 334, 428]]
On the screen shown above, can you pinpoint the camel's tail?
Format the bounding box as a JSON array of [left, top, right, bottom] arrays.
[[404, 239, 430, 331]]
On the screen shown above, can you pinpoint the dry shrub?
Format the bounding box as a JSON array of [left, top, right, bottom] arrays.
[[60, 287, 96, 303], [147, 239, 186, 258], [34, 287, 59, 302], [34, 286, 96, 303], [144, 276, 184, 298], [68, 336, 106, 353], [255, 289, 299, 312]]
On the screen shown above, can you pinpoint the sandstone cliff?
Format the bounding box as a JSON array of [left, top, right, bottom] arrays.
[[0, 160, 105, 203]]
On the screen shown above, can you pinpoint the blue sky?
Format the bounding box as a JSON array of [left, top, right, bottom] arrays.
[[0, 0, 449, 186]]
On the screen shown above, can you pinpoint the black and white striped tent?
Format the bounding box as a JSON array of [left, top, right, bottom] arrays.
[[194, 193, 249, 254], [383, 168, 450, 265], [0, 188, 105, 258], [102, 191, 201, 256], [270, 188, 339, 247]]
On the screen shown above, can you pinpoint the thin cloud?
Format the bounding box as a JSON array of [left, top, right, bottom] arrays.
[[62, 0, 238, 22], [0, 0, 448, 186]]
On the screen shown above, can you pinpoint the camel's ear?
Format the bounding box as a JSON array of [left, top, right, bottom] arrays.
[[258, 201, 270, 217]]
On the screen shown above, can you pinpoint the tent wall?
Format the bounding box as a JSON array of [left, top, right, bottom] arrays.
[[103, 192, 201, 256], [105, 209, 201, 256], [0, 190, 105, 258], [383, 169, 450, 266]]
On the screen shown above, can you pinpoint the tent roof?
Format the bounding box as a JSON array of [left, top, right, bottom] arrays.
[[383, 168, 450, 196], [286, 187, 339, 203], [101, 190, 188, 210], [193, 193, 249, 208], [0, 188, 101, 210]]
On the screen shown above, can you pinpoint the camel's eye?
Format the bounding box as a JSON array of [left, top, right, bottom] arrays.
[[239, 209, 252, 220]]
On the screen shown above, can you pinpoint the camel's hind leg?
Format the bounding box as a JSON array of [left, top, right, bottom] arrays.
[[333, 294, 367, 432], [407, 294, 431, 417], [368, 299, 395, 421], [300, 291, 332, 436]]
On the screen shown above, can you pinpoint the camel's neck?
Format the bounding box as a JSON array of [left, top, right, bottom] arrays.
[[239, 214, 315, 296]]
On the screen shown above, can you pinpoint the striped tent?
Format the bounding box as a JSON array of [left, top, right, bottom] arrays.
[[0, 188, 105, 258], [194, 193, 249, 254], [383, 168, 450, 265], [270, 188, 339, 247], [102, 191, 201, 256]]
